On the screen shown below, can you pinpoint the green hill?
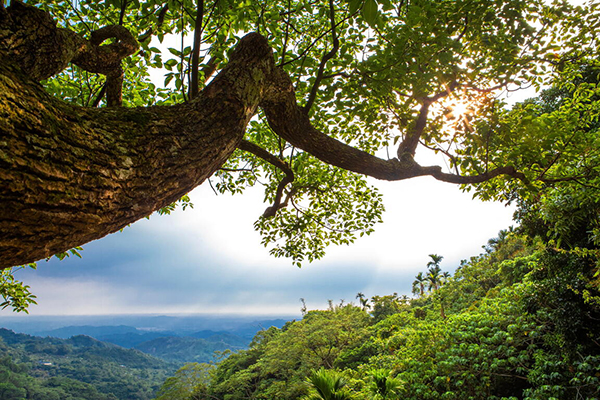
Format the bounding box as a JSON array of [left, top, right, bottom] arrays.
[[0, 329, 178, 400], [135, 335, 245, 363]]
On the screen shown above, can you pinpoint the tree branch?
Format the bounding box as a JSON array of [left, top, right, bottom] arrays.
[[118, 0, 128, 26], [262, 68, 524, 184], [303, 0, 339, 113], [0, 30, 274, 268], [397, 81, 459, 159], [238, 140, 295, 217], [189, 0, 204, 100], [138, 4, 169, 43], [75, 25, 138, 107]]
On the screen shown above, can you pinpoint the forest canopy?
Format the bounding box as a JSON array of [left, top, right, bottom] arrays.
[[1, 0, 599, 270], [155, 227, 600, 400]]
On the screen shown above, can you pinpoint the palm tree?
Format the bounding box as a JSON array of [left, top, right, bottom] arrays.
[[426, 265, 442, 292], [302, 368, 354, 400], [367, 368, 403, 399], [356, 292, 370, 310], [426, 254, 446, 319], [441, 271, 451, 284], [412, 272, 426, 297], [427, 254, 444, 270]]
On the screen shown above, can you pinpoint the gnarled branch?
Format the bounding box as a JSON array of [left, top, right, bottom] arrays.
[[0, 31, 274, 269]]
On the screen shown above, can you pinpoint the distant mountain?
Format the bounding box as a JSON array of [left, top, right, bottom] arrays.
[[189, 329, 229, 339], [0, 328, 177, 400], [35, 324, 139, 339], [34, 324, 184, 349], [98, 331, 178, 348], [189, 330, 248, 346], [1, 316, 294, 365], [131, 320, 291, 363], [231, 319, 290, 339], [135, 335, 246, 363], [1, 314, 299, 337]]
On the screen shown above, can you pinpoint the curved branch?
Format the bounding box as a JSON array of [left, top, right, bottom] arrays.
[[0, 32, 275, 269], [262, 68, 524, 184], [73, 25, 138, 107], [2, 2, 138, 106], [397, 81, 459, 158], [238, 140, 295, 218], [77, 25, 139, 72]]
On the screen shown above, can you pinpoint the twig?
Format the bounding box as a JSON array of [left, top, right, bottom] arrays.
[[138, 5, 169, 43]]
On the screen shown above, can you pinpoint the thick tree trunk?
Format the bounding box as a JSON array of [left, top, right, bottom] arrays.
[[0, 30, 274, 268]]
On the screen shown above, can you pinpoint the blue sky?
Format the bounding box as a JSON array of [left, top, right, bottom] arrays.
[[2, 173, 514, 317]]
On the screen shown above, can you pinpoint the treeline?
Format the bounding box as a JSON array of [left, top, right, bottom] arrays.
[[0, 329, 178, 400], [156, 196, 600, 399]]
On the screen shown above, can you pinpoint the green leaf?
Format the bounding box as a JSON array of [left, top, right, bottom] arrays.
[[348, 0, 362, 15], [361, 0, 379, 27]]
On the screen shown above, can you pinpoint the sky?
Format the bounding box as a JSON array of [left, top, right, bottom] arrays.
[[1, 171, 515, 317]]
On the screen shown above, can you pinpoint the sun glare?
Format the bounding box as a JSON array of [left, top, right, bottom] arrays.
[[432, 90, 490, 134], [446, 100, 472, 120]]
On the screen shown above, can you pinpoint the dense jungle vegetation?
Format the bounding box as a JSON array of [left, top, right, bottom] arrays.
[[157, 230, 600, 399], [0, 329, 177, 400], [3, 213, 599, 400]]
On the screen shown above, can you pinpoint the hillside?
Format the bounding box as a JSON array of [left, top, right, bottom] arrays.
[[0, 319, 291, 399], [155, 229, 600, 399], [26, 319, 290, 363], [0, 329, 178, 400], [134, 335, 245, 363]]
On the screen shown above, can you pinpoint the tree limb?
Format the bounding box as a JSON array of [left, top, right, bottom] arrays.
[[189, 0, 205, 100], [397, 81, 459, 159], [0, 3, 532, 269], [262, 68, 524, 184], [118, 0, 128, 25], [138, 4, 169, 43], [0, 30, 275, 268], [238, 140, 295, 218], [303, 0, 339, 113]]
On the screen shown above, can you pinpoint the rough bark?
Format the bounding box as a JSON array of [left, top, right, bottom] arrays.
[[0, 3, 274, 268], [0, 2, 523, 269]]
